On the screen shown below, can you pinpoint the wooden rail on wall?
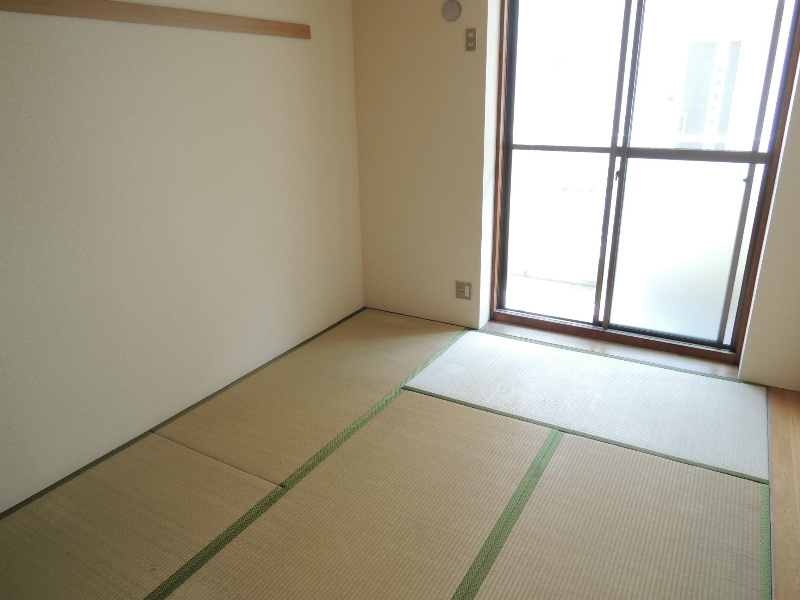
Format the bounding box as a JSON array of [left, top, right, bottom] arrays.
[[0, 0, 311, 39]]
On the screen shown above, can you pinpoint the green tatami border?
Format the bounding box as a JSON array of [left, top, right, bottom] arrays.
[[451, 429, 564, 600], [142, 485, 287, 600], [404, 386, 769, 485], [143, 327, 468, 600], [281, 328, 468, 488], [476, 329, 761, 386], [761, 484, 772, 600]]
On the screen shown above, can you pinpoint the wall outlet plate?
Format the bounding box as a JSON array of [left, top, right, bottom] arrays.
[[466, 28, 476, 51], [456, 281, 472, 300]]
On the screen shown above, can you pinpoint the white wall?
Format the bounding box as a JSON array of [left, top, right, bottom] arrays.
[[739, 71, 800, 391], [0, 0, 363, 513], [353, 0, 498, 328]]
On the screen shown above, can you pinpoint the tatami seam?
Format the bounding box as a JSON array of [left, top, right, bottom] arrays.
[[142, 327, 468, 600], [150, 431, 284, 488], [761, 484, 772, 600], [404, 385, 769, 485], [451, 429, 564, 600]]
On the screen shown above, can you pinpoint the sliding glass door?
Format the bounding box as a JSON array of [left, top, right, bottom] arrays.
[[498, 0, 797, 349], [504, 0, 626, 324]]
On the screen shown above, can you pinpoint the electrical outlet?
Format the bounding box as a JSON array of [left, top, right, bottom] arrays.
[[456, 281, 472, 300]]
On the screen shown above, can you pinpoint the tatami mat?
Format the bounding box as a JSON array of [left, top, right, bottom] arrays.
[[473, 434, 766, 600], [408, 331, 769, 480], [157, 310, 462, 484], [0, 434, 275, 600], [4, 313, 774, 600], [167, 392, 553, 600]]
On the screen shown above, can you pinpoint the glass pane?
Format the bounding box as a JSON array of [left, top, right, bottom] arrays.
[[631, 0, 780, 151], [512, 0, 625, 147], [505, 151, 609, 322], [610, 159, 752, 342]]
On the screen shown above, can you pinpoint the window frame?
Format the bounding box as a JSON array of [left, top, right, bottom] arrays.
[[490, 0, 800, 364]]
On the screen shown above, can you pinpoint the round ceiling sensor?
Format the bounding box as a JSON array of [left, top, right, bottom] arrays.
[[443, 0, 462, 22]]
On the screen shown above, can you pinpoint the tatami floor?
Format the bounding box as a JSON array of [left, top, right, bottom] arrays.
[[1, 309, 798, 599], [486, 320, 800, 600]]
